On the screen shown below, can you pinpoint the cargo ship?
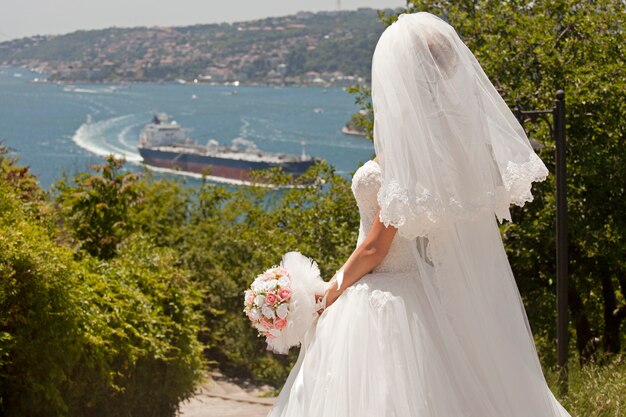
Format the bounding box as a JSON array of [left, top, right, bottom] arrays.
[[138, 114, 319, 183]]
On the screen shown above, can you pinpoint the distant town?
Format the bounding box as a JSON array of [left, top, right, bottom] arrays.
[[0, 8, 394, 86]]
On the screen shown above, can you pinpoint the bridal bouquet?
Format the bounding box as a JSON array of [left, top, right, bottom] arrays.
[[243, 251, 327, 354]]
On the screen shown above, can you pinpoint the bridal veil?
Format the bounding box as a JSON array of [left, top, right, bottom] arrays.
[[371, 12, 570, 416]]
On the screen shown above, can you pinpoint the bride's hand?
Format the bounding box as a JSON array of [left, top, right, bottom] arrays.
[[315, 279, 344, 314]]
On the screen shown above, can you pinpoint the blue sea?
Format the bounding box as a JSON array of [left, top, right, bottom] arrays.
[[0, 67, 374, 189]]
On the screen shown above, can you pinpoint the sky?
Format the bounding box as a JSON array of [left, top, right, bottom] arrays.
[[0, 0, 406, 40]]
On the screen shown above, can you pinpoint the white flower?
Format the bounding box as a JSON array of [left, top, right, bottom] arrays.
[[254, 294, 266, 307], [249, 307, 260, 321], [276, 303, 289, 319], [251, 279, 264, 293], [262, 304, 276, 319], [278, 276, 290, 287], [265, 279, 279, 291]]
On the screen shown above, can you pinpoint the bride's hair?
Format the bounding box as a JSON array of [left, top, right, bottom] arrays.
[[425, 28, 459, 79]]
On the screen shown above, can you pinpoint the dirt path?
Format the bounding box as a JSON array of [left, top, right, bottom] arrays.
[[178, 371, 276, 417]]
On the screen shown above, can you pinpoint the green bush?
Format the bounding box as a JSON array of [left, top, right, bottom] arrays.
[[0, 156, 205, 416], [0, 180, 84, 415], [68, 236, 206, 417]]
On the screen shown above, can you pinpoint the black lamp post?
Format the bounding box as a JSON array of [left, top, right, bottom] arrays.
[[514, 90, 568, 395]]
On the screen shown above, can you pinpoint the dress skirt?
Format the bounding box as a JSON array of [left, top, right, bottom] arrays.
[[267, 266, 570, 417]]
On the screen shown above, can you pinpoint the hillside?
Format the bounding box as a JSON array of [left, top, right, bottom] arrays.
[[0, 8, 392, 85]]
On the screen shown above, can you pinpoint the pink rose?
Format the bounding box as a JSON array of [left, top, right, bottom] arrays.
[[278, 287, 292, 302], [265, 292, 278, 306], [260, 318, 273, 330], [274, 318, 287, 330], [263, 331, 276, 339]]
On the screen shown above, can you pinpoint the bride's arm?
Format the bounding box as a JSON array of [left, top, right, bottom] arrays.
[[321, 208, 397, 309]]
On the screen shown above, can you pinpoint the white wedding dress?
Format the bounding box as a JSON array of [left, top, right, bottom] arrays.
[[267, 159, 571, 417]]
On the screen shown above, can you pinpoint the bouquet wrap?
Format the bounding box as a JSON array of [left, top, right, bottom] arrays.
[[243, 251, 328, 354]]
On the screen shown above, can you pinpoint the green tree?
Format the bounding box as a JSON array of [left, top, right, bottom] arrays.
[[358, 0, 625, 363], [55, 156, 141, 259]]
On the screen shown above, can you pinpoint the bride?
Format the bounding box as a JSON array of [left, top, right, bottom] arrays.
[[268, 12, 572, 417]]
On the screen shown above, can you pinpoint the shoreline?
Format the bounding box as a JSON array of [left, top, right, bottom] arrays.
[[5, 64, 366, 89], [341, 126, 368, 137]]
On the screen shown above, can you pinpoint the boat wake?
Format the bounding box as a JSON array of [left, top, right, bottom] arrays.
[[63, 85, 121, 94], [72, 114, 143, 162]]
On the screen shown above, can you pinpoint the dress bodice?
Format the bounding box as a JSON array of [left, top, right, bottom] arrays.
[[351, 160, 419, 273]]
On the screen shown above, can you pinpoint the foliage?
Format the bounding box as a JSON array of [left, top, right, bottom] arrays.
[[0, 155, 205, 416], [55, 155, 141, 260], [545, 357, 626, 417], [130, 172, 191, 248], [345, 84, 373, 140], [0, 180, 81, 416], [0, 145, 50, 221], [297, 33, 381, 79], [72, 236, 206, 417]]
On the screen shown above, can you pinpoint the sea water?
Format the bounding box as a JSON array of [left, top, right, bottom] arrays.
[[0, 67, 374, 189]]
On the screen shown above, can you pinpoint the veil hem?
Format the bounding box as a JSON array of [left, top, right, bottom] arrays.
[[377, 151, 549, 241]]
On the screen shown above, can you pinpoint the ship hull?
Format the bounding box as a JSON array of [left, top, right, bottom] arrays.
[[138, 147, 316, 182]]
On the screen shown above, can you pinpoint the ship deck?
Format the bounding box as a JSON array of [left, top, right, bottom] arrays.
[[142, 145, 312, 164]]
